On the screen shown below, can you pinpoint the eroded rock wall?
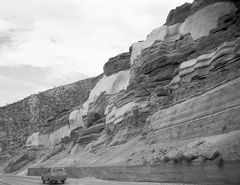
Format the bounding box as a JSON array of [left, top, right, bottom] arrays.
[[130, 1, 237, 66], [89, 0, 240, 157], [1, 0, 240, 171], [67, 70, 131, 146]]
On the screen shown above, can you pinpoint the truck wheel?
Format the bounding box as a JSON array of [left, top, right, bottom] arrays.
[[41, 177, 45, 184], [48, 178, 51, 184], [42, 180, 45, 184], [61, 180, 65, 184]]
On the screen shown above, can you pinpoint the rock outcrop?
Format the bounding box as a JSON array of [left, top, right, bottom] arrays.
[[88, 0, 240, 164], [165, 3, 192, 26], [103, 52, 131, 76], [109, 2, 240, 149], [130, 1, 237, 66], [1, 0, 240, 174]]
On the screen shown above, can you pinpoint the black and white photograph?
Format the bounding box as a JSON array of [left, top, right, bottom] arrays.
[[0, 0, 240, 184]]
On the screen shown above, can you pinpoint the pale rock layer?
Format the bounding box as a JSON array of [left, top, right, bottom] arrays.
[[26, 113, 83, 147], [61, 70, 131, 138], [69, 109, 83, 126], [105, 101, 149, 125], [82, 70, 130, 116]]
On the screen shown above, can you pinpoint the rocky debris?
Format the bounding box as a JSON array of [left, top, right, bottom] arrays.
[[150, 151, 222, 165], [103, 52, 131, 76], [125, 137, 226, 166], [165, 3, 192, 26]]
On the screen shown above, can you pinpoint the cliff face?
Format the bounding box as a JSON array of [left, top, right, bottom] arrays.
[[1, 0, 240, 173], [68, 0, 240, 165], [101, 0, 240, 147]]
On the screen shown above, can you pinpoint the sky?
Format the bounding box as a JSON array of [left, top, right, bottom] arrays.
[[0, 0, 192, 106]]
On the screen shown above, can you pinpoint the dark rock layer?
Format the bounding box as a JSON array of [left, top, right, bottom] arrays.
[[103, 52, 131, 76], [165, 3, 192, 26]]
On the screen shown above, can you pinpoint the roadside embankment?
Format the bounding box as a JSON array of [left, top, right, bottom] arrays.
[[28, 161, 240, 184]]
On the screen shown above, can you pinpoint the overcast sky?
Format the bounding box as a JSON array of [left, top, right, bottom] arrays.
[[0, 0, 192, 106]]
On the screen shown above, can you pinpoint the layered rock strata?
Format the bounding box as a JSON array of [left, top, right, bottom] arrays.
[[36, 0, 240, 169], [165, 3, 192, 26], [130, 1, 237, 67], [104, 52, 131, 76], [94, 0, 240, 158], [1, 0, 240, 173]]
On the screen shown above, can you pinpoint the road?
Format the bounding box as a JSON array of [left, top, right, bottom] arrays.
[[0, 175, 191, 185]]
